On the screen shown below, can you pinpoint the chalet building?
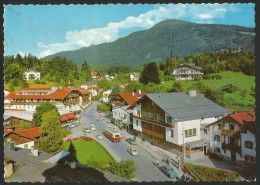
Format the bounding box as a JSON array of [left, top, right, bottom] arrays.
[[4, 127, 41, 149], [4, 114, 34, 130], [172, 63, 203, 80], [91, 72, 102, 81], [207, 111, 256, 163], [80, 81, 100, 97], [4, 87, 91, 112], [130, 90, 229, 158], [23, 69, 41, 80], [111, 90, 146, 108]]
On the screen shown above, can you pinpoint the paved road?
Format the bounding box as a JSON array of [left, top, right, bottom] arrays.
[[67, 102, 176, 182]]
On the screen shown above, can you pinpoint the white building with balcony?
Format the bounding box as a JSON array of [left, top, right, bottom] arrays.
[[23, 69, 41, 80], [207, 111, 255, 163], [129, 91, 229, 158], [172, 63, 203, 80]]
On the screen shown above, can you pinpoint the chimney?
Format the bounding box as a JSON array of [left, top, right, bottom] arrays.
[[132, 92, 135, 96], [188, 90, 197, 97], [59, 86, 62, 89], [138, 89, 141, 95]]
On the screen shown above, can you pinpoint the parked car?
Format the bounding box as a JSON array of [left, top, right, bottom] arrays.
[[74, 122, 80, 127], [126, 138, 137, 145], [83, 127, 91, 133], [96, 134, 103, 140], [128, 148, 138, 156], [69, 123, 76, 128], [160, 165, 177, 178], [90, 124, 96, 131], [107, 119, 112, 123]]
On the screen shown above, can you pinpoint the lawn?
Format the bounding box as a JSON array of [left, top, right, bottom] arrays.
[[63, 139, 115, 164], [163, 71, 255, 111], [185, 163, 240, 181]]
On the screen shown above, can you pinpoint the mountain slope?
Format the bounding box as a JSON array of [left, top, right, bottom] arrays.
[[44, 19, 255, 66]]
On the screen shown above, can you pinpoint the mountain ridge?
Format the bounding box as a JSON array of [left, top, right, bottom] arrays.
[[44, 19, 255, 66]]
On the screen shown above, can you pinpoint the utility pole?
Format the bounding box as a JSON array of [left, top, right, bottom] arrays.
[[182, 122, 185, 169]]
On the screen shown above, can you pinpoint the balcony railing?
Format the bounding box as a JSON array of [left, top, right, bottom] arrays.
[[222, 142, 241, 154], [142, 127, 165, 140], [133, 115, 175, 128], [221, 129, 240, 138]]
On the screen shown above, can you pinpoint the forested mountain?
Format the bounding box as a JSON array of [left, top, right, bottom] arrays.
[[44, 19, 255, 66]]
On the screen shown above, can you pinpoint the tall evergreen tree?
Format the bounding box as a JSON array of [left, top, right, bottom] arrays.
[[81, 61, 91, 81], [140, 62, 161, 85]]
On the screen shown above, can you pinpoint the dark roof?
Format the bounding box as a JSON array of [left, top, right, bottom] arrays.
[[179, 63, 203, 71], [145, 92, 229, 121]]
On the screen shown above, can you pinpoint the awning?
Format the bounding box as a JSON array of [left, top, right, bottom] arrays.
[[183, 139, 209, 148], [60, 113, 76, 122]]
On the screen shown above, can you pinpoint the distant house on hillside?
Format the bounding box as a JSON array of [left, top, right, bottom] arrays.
[[91, 72, 102, 81], [172, 63, 203, 80], [24, 69, 41, 80], [102, 89, 113, 103], [130, 73, 139, 81], [80, 81, 100, 97]]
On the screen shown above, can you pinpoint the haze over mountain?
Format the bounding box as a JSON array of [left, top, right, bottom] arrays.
[[44, 19, 255, 66]]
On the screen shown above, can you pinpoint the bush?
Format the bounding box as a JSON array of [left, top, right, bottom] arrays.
[[18, 121, 32, 129], [97, 102, 111, 112], [221, 84, 239, 93], [107, 160, 137, 179], [203, 75, 211, 80]]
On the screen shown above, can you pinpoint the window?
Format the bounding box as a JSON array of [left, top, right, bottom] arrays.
[[214, 135, 220, 142], [185, 128, 197, 138], [214, 147, 221, 153], [218, 123, 221, 129], [137, 110, 141, 117], [170, 129, 174, 138], [166, 116, 172, 124], [241, 126, 247, 133], [136, 120, 138, 126], [245, 155, 255, 163], [229, 124, 234, 131], [244, 141, 253, 149]]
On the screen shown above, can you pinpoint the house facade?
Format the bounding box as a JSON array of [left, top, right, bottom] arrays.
[[24, 69, 41, 80], [4, 87, 91, 112], [91, 72, 102, 81], [102, 89, 112, 103], [111, 91, 145, 108], [207, 111, 256, 163], [80, 81, 100, 97], [112, 106, 133, 130], [130, 91, 229, 157], [172, 63, 203, 80], [4, 127, 41, 149], [130, 73, 139, 81]]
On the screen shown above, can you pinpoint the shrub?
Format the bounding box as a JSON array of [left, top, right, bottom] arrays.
[[97, 102, 111, 112], [221, 84, 239, 93], [107, 160, 137, 179], [18, 121, 32, 129], [203, 75, 211, 80]]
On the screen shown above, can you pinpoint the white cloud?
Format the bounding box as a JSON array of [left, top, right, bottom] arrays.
[[38, 4, 241, 58]]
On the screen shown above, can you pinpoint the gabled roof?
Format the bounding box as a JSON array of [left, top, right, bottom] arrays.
[[229, 111, 255, 126], [118, 92, 146, 105], [133, 92, 229, 121], [5, 87, 90, 100], [178, 63, 203, 71], [15, 127, 41, 138]]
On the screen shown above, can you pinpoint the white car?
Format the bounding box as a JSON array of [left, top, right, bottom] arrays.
[[128, 148, 138, 156], [90, 124, 96, 131], [96, 134, 103, 140], [69, 123, 76, 128], [83, 128, 91, 133]]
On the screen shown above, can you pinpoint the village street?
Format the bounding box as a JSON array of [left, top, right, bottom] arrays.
[[66, 102, 178, 182]]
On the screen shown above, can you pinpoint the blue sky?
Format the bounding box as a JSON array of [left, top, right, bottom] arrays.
[[4, 4, 255, 58]]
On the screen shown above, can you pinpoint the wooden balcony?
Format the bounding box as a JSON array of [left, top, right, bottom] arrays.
[[132, 115, 175, 128], [221, 129, 240, 138], [142, 127, 165, 140], [222, 142, 241, 154], [63, 99, 79, 104]]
